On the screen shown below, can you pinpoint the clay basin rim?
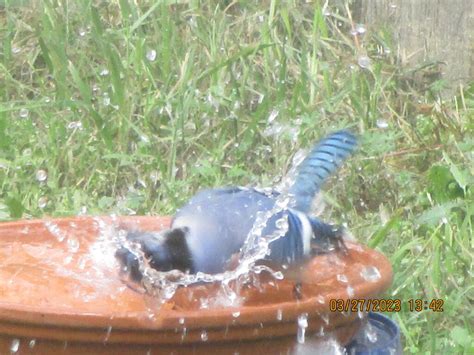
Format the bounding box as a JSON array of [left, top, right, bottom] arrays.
[[0, 216, 392, 345]]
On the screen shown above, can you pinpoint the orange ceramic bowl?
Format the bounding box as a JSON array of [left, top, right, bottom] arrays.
[[0, 216, 392, 354]]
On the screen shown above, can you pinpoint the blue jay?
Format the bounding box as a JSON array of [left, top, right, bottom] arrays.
[[116, 130, 357, 280]]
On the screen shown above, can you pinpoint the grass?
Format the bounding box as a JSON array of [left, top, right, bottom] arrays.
[[0, 1, 473, 353]]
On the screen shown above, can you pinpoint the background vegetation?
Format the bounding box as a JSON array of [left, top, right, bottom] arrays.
[[0, 1, 472, 353]]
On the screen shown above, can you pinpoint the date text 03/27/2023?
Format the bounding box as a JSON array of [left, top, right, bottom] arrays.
[[329, 299, 444, 313]]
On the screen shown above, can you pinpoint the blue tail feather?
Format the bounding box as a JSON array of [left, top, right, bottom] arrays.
[[290, 130, 357, 213]]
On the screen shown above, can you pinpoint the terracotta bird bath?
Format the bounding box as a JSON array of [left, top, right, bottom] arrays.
[[0, 216, 392, 354]]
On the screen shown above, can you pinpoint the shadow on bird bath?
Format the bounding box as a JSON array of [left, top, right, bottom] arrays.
[[0, 215, 393, 354]]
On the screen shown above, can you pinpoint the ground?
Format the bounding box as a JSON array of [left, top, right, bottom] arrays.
[[0, 1, 472, 353]]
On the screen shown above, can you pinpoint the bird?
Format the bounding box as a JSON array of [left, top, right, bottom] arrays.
[[115, 130, 357, 281]]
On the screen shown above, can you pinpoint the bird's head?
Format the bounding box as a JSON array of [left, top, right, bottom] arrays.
[[115, 227, 194, 282]]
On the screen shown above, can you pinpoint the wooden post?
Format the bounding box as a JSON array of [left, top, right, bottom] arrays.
[[353, 0, 474, 92]]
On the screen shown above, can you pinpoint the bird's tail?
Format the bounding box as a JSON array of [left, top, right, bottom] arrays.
[[289, 130, 357, 213]]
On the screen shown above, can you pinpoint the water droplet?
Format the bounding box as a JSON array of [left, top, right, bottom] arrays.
[[365, 323, 378, 343], [104, 325, 112, 342], [103, 93, 111, 106], [360, 266, 381, 282], [357, 55, 371, 69], [44, 96, 51, 103], [355, 24, 366, 35], [268, 109, 279, 123], [146, 49, 157, 62], [384, 47, 392, 55], [45, 221, 66, 242], [346, 286, 355, 297], [10, 339, 20, 353], [376, 119, 389, 129], [276, 309, 283, 321], [337, 274, 348, 283], [36, 169, 48, 182], [19, 108, 29, 118], [100, 68, 109, 76], [78, 28, 86, 37], [180, 327, 187, 342], [67, 121, 83, 130], [179, 317, 185, 325], [67, 237, 80, 252], [150, 171, 159, 183], [232, 311, 240, 318], [258, 15, 264, 22], [200, 330, 208, 342], [12, 47, 21, 54], [297, 313, 308, 344], [200, 298, 209, 309], [78, 206, 87, 215], [38, 197, 48, 209], [28, 339, 36, 348], [316, 295, 325, 304], [273, 271, 284, 280], [92, 83, 100, 94]]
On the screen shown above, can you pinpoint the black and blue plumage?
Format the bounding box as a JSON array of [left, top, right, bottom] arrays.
[[116, 130, 357, 280]]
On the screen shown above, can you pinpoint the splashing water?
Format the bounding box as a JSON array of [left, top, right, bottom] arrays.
[[36, 169, 48, 182], [365, 322, 378, 343], [45, 220, 67, 242], [336, 274, 348, 283], [360, 266, 381, 282], [376, 119, 389, 129], [10, 339, 20, 353], [276, 309, 283, 321], [355, 24, 367, 35], [67, 236, 80, 253], [357, 55, 371, 69], [115, 154, 305, 306], [297, 313, 308, 344], [295, 337, 346, 355], [146, 49, 157, 62], [267, 109, 279, 123], [104, 326, 112, 342], [39, 217, 122, 292], [19, 108, 29, 119], [67, 121, 83, 130], [38, 196, 48, 209], [103, 93, 111, 106], [346, 286, 355, 297]]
